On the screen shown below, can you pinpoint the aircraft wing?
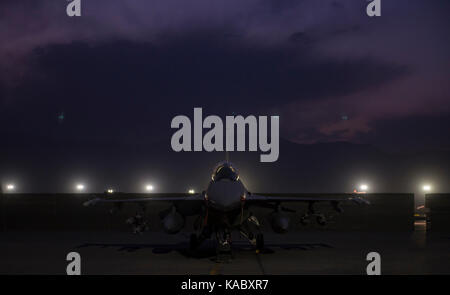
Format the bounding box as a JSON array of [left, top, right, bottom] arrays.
[[246, 193, 370, 206], [83, 193, 204, 207]]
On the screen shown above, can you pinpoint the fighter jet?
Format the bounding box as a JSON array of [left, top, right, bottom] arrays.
[[84, 161, 369, 253]]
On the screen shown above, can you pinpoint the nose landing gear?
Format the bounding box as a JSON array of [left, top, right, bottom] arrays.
[[214, 228, 233, 262], [216, 228, 232, 252]]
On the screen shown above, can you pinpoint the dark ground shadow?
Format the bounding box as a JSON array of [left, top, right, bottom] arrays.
[[77, 240, 333, 259]]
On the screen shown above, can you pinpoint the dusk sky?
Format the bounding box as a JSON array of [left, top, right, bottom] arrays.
[[0, 0, 449, 192]]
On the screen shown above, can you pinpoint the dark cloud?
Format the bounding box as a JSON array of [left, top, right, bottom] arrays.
[[288, 31, 315, 45], [361, 114, 450, 151], [28, 30, 408, 106], [0, 29, 409, 149], [0, 0, 448, 153]]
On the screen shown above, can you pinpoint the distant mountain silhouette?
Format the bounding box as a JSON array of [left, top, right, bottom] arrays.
[[1, 138, 449, 194]]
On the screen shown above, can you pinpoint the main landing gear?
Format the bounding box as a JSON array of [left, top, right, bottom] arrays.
[[240, 215, 265, 251]]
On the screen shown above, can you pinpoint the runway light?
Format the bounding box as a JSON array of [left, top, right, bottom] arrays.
[[146, 185, 154, 192], [76, 184, 85, 191], [422, 185, 431, 192], [6, 184, 15, 191], [188, 189, 195, 194], [360, 184, 368, 191]]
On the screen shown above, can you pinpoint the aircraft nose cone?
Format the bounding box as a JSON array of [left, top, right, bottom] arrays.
[[207, 181, 243, 211]]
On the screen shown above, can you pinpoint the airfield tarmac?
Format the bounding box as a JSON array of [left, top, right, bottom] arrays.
[[1, 226, 449, 275]]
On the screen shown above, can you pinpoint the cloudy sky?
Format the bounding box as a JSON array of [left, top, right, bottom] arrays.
[[0, 0, 449, 152]]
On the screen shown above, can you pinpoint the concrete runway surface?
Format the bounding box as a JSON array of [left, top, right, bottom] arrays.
[[1, 227, 449, 275]]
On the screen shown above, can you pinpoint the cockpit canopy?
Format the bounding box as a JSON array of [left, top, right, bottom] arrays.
[[212, 162, 239, 182]]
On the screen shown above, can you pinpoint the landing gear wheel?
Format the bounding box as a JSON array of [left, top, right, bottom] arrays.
[[216, 242, 231, 254], [189, 234, 198, 250], [256, 233, 264, 251]]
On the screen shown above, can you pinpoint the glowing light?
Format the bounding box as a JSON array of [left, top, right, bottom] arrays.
[[6, 184, 15, 191], [188, 189, 195, 194], [76, 184, 85, 191], [146, 185, 154, 192], [422, 185, 431, 192], [360, 184, 369, 191], [107, 189, 114, 194]]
